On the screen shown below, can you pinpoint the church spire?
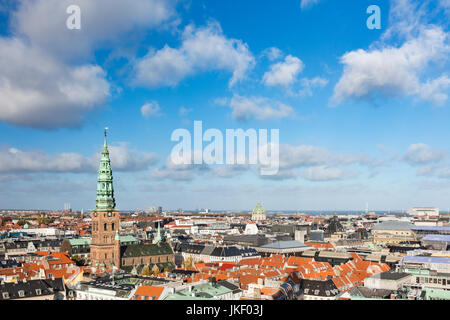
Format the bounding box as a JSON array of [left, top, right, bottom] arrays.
[[154, 222, 162, 244], [95, 127, 116, 211], [103, 127, 109, 154]]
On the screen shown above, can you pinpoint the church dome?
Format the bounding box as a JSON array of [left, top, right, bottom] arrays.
[[253, 201, 266, 215]]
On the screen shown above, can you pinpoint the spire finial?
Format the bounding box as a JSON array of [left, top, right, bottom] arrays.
[[103, 127, 109, 151]]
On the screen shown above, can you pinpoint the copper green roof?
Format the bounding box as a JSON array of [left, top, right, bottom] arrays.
[[69, 238, 91, 246], [69, 235, 137, 246], [164, 283, 232, 300]]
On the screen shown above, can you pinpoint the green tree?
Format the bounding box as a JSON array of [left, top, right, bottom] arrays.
[[17, 220, 29, 226]]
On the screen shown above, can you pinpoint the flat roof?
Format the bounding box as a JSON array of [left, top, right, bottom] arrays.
[[377, 272, 411, 281], [260, 240, 308, 249], [412, 226, 450, 231], [403, 256, 450, 264], [422, 234, 450, 242]]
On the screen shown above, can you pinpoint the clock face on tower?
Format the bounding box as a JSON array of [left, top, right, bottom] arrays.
[[94, 212, 97, 217], [108, 212, 112, 217]]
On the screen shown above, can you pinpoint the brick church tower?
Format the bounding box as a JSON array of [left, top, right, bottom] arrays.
[[90, 128, 121, 269]]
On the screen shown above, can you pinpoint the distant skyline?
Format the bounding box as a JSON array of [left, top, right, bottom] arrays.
[[0, 0, 449, 211]]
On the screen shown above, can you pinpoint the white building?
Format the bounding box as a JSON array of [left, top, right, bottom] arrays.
[[407, 207, 439, 217], [244, 224, 258, 235]]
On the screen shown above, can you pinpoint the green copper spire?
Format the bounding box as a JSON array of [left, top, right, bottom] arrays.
[[95, 128, 116, 211], [154, 222, 162, 244]]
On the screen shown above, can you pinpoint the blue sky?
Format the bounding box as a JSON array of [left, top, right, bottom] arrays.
[[0, 0, 449, 211]]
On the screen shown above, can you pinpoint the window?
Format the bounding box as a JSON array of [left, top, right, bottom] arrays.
[[2, 292, 9, 299], [18, 290, 25, 298], [36, 289, 42, 295], [104, 223, 107, 231], [112, 223, 115, 231]]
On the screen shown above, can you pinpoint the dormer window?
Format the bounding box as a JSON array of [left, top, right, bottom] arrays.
[[18, 290, 25, 298], [2, 292, 9, 299], [36, 289, 42, 295]]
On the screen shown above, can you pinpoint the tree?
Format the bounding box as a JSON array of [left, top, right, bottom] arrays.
[[17, 220, 29, 226], [152, 266, 160, 275], [182, 256, 194, 269], [37, 217, 52, 225], [141, 265, 150, 276]]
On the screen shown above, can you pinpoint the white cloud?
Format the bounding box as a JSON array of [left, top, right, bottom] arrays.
[[262, 55, 304, 87], [300, 0, 321, 10], [229, 95, 295, 121], [440, 0, 450, 14], [403, 143, 447, 165], [141, 101, 163, 119], [179, 106, 193, 116], [278, 144, 380, 170], [11, 0, 177, 60], [107, 143, 159, 172], [381, 0, 427, 41], [260, 143, 381, 181], [213, 97, 229, 106], [150, 141, 381, 182], [0, 38, 110, 128], [135, 21, 255, 88], [299, 166, 357, 181], [0, 0, 180, 129], [0, 144, 159, 174], [332, 27, 449, 105], [419, 76, 450, 105], [150, 154, 209, 181], [262, 47, 283, 61], [299, 77, 328, 97]]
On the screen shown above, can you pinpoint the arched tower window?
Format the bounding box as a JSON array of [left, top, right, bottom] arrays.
[[112, 223, 115, 231], [104, 223, 107, 231]]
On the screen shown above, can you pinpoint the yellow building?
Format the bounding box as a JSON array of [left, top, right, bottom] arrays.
[[371, 221, 416, 244]]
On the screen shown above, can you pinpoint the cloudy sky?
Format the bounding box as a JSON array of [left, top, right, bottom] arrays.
[[0, 0, 449, 211]]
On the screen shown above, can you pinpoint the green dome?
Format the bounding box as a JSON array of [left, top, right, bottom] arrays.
[[253, 201, 266, 215]]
